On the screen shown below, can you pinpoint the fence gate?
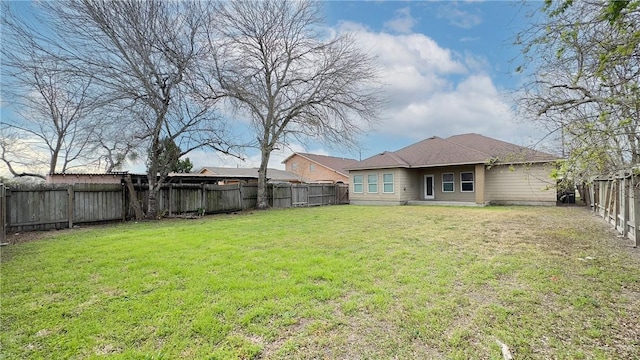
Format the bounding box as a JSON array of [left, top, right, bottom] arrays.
[[337, 184, 349, 204]]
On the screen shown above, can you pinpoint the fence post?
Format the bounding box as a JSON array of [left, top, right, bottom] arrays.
[[168, 183, 173, 217], [620, 171, 628, 237], [634, 183, 640, 248], [67, 185, 74, 229], [604, 180, 610, 219], [290, 184, 294, 208], [121, 183, 126, 222], [612, 179, 618, 225], [592, 181, 598, 213], [201, 183, 206, 212], [238, 183, 244, 210], [0, 184, 5, 243]]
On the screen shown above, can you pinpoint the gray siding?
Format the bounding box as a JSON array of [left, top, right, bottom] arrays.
[[349, 168, 414, 204], [414, 166, 476, 202], [350, 166, 478, 203], [350, 163, 556, 205], [485, 163, 556, 204]]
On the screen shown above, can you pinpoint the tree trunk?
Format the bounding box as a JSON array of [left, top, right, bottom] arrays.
[[256, 148, 271, 210], [147, 186, 159, 219], [124, 175, 144, 220], [146, 139, 160, 219]]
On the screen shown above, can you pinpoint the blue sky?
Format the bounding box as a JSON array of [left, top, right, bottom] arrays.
[[199, 1, 548, 171], [2, 1, 551, 176]]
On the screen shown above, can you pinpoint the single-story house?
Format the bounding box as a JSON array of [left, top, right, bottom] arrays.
[[282, 152, 357, 184], [199, 167, 304, 185], [345, 133, 559, 206]]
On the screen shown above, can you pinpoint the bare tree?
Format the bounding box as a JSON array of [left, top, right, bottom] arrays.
[[1, 5, 103, 178], [41, 0, 236, 219], [0, 127, 47, 179], [516, 0, 640, 184], [93, 108, 143, 173], [209, 0, 383, 209]]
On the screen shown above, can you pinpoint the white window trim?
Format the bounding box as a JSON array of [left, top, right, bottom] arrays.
[[442, 173, 454, 193], [460, 172, 474, 192], [424, 174, 435, 199], [367, 173, 378, 193], [383, 173, 394, 193], [353, 175, 363, 194]]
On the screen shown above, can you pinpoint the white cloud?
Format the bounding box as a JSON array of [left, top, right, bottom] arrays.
[[437, 7, 482, 29], [351, 28, 466, 75], [391, 75, 516, 138], [383, 7, 417, 34], [340, 24, 538, 146]]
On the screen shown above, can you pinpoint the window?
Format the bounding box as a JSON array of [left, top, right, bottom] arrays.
[[353, 175, 363, 193], [367, 174, 378, 193], [310, 164, 316, 172], [383, 173, 394, 193], [442, 173, 454, 192], [291, 163, 298, 171], [461, 172, 474, 192]]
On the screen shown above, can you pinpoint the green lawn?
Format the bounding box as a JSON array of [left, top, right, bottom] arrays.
[[1, 206, 639, 359]]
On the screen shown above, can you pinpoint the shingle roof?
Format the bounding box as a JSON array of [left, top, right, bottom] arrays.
[[345, 133, 558, 170], [282, 153, 358, 176], [199, 167, 303, 182]]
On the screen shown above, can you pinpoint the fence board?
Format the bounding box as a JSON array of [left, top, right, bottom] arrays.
[[588, 173, 638, 248], [205, 184, 242, 213], [0, 184, 5, 243], [1, 182, 347, 234], [272, 184, 292, 208], [241, 184, 258, 209], [292, 185, 308, 206], [7, 186, 68, 232], [308, 185, 324, 206], [337, 185, 349, 204]]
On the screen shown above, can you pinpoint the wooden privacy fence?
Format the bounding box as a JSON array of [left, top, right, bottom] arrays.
[[586, 171, 640, 248], [0, 182, 349, 236]]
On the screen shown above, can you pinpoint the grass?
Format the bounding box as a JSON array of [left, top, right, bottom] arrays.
[[1, 205, 639, 359]]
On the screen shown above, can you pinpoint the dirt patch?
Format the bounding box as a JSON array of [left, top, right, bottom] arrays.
[[4, 226, 96, 245], [2, 210, 256, 246], [5, 229, 69, 245]]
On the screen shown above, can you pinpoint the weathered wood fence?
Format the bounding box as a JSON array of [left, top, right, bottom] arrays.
[[0, 183, 349, 235], [586, 171, 639, 247]]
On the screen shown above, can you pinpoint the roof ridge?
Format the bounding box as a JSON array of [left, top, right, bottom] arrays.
[[298, 152, 356, 160], [441, 136, 493, 158], [386, 150, 410, 166], [393, 136, 441, 153]]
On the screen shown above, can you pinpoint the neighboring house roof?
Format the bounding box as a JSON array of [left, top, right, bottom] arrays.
[[199, 167, 303, 182], [346, 133, 558, 170], [47, 172, 229, 185], [282, 153, 358, 176]]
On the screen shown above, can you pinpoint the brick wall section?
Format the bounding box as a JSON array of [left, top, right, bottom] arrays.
[[284, 154, 349, 183]]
